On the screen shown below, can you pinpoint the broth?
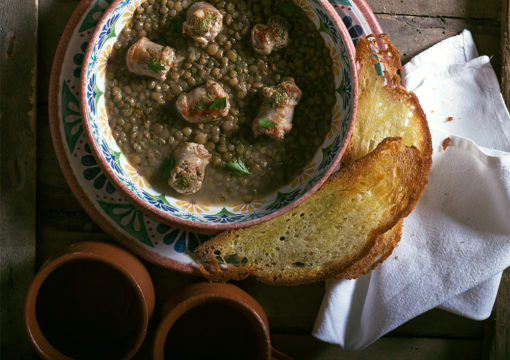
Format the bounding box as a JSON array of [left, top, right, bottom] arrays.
[[164, 302, 261, 359], [35, 260, 143, 359]]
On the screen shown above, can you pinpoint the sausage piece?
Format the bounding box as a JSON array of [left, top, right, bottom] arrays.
[[169, 142, 211, 195], [253, 78, 302, 140], [126, 37, 176, 81], [251, 16, 290, 55], [176, 80, 230, 123], [183, 2, 223, 46]]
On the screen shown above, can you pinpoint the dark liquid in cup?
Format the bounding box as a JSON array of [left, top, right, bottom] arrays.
[[164, 302, 261, 360], [35, 259, 143, 359]]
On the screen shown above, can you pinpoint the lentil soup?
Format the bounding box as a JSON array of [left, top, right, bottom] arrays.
[[105, 0, 336, 204]]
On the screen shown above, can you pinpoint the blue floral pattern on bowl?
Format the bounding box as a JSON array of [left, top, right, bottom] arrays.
[[82, 143, 117, 194], [87, 73, 96, 115], [342, 15, 364, 45]]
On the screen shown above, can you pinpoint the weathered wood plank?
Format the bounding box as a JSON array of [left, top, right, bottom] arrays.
[[488, 270, 510, 360], [501, 0, 510, 108], [377, 15, 502, 78], [37, 0, 79, 102], [37, 117, 87, 212], [238, 278, 325, 332], [271, 335, 482, 360], [489, 3, 510, 357], [368, 0, 501, 19], [33, 0, 505, 358], [0, 0, 38, 357], [389, 309, 484, 338]]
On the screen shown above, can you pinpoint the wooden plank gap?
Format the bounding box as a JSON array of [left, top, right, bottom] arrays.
[[368, 0, 501, 19], [488, 268, 510, 360], [500, 0, 510, 107], [270, 334, 483, 360], [373, 12, 499, 21]]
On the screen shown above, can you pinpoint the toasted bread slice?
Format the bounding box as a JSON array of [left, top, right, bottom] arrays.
[[333, 35, 433, 279], [195, 138, 427, 285], [343, 34, 432, 166]]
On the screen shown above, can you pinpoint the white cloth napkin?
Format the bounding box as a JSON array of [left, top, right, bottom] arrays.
[[312, 30, 510, 350]]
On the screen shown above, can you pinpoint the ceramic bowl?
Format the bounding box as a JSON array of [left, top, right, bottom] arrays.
[[81, 0, 358, 234]]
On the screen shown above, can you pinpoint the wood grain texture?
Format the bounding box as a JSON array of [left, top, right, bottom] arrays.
[[368, 0, 501, 19], [501, 0, 510, 107], [377, 15, 502, 77], [489, 270, 510, 360], [0, 0, 38, 357], [389, 309, 485, 338], [491, 2, 510, 356], [271, 335, 482, 360], [31, 0, 507, 358]]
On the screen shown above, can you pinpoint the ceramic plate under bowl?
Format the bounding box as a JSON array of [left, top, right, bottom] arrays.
[[50, 0, 382, 274]]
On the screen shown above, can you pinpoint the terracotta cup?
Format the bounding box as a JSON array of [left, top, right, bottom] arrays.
[[24, 241, 155, 360], [153, 282, 291, 360]]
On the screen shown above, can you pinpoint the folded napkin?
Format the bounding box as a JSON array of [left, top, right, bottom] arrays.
[[312, 30, 510, 350]]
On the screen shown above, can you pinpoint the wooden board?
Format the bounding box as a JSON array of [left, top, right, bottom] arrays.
[[26, 0, 509, 358], [271, 335, 482, 360], [501, 0, 510, 107], [369, 0, 501, 19], [376, 14, 502, 78], [489, 270, 510, 360], [489, 4, 510, 360], [0, 0, 38, 358]]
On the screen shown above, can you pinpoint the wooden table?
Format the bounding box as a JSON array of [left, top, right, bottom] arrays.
[[1, 0, 508, 358]]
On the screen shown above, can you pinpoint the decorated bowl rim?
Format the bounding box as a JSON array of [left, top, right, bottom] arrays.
[[80, 0, 358, 232]]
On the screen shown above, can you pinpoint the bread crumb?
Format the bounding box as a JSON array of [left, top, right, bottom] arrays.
[[447, 116, 454, 122], [442, 137, 451, 151], [395, 256, 399, 260]]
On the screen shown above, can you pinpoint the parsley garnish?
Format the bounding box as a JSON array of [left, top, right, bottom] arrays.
[[172, 17, 185, 32], [226, 158, 251, 177], [148, 60, 165, 73], [279, 1, 297, 15], [258, 117, 277, 127], [196, 12, 217, 35], [270, 17, 290, 39], [269, 88, 288, 108], [176, 175, 196, 190], [209, 97, 227, 110]]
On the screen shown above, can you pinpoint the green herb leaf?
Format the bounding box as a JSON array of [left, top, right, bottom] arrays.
[[258, 117, 277, 127], [148, 60, 165, 73], [226, 158, 251, 177], [172, 17, 185, 32], [209, 97, 227, 110], [279, 1, 297, 15]]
